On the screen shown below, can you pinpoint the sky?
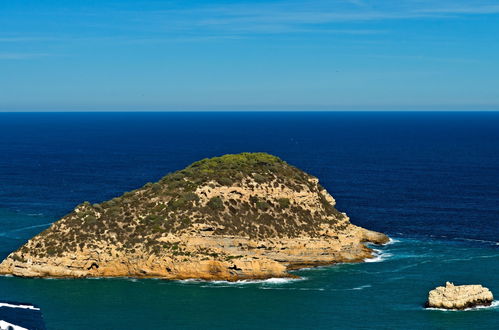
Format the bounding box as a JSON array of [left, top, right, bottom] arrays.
[[1, 0, 499, 111]]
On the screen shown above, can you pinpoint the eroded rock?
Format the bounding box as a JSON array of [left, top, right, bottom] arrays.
[[426, 282, 494, 310]]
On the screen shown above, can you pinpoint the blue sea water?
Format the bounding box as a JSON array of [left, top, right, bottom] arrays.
[[0, 111, 498, 329]]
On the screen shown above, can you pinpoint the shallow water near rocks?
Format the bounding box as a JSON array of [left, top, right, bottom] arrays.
[[0, 112, 498, 329], [1, 238, 497, 329]]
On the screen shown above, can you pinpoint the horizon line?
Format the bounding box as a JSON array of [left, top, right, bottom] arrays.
[[1, 109, 498, 113]]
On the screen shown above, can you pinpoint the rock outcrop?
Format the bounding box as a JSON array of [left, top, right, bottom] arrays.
[[0, 153, 388, 280], [426, 282, 494, 309]]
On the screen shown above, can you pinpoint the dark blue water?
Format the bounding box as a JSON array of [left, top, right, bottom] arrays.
[[0, 301, 45, 329], [0, 112, 497, 329]]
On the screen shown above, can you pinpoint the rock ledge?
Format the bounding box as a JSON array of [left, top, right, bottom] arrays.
[[426, 282, 494, 310]]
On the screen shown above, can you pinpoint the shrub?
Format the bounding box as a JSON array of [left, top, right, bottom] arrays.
[[123, 191, 134, 199], [183, 192, 200, 202], [151, 183, 161, 192], [170, 172, 184, 181], [217, 176, 233, 186], [46, 247, 57, 256], [207, 196, 224, 210], [277, 198, 290, 208], [85, 215, 98, 225], [168, 197, 188, 210], [144, 214, 161, 223], [252, 173, 266, 183], [256, 201, 271, 211], [11, 254, 25, 262]]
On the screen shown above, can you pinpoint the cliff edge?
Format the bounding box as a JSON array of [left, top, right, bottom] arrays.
[[0, 153, 388, 280]]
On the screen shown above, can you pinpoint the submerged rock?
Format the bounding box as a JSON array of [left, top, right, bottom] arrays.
[[426, 282, 494, 310], [0, 152, 388, 281]]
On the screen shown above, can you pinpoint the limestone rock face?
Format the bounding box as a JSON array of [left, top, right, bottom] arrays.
[[0, 153, 388, 280], [426, 282, 494, 309]]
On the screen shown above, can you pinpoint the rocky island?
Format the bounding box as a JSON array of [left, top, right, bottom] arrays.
[[0, 153, 388, 281], [426, 282, 494, 310]]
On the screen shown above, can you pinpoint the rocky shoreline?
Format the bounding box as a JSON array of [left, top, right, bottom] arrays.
[[0, 226, 388, 281]]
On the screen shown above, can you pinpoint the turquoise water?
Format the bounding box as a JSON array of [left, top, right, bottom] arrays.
[[1, 238, 497, 329], [0, 112, 498, 329]]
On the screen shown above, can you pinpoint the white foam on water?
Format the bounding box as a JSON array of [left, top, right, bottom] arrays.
[[0, 302, 40, 311], [425, 300, 499, 312], [453, 237, 499, 245], [364, 249, 393, 263], [218, 277, 303, 285], [260, 287, 325, 291], [177, 279, 199, 283], [178, 277, 303, 285], [385, 237, 400, 245], [261, 278, 299, 284], [351, 284, 372, 290]]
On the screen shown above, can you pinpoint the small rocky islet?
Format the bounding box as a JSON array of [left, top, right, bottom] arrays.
[[426, 282, 494, 310], [0, 152, 388, 280]]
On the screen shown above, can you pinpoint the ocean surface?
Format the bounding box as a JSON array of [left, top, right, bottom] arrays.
[[0, 111, 498, 329]]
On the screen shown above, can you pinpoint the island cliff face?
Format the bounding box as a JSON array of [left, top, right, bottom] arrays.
[[0, 153, 388, 280]]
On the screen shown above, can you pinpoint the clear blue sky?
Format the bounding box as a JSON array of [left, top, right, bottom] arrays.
[[1, 0, 499, 111]]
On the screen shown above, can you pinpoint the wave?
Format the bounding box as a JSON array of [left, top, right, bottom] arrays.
[[452, 237, 499, 246], [257, 278, 297, 284], [179, 277, 303, 285], [258, 283, 372, 292], [350, 284, 372, 290], [215, 277, 303, 285], [10, 223, 52, 232], [259, 287, 325, 291], [441, 254, 499, 263], [425, 300, 499, 312], [409, 234, 498, 247], [0, 302, 40, 311], [385, 237, 401, 245], [0, 223, 52, 237], [364, 249, 393, 263]]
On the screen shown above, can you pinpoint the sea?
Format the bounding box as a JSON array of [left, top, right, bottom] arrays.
[[0, 111, 497, 329]]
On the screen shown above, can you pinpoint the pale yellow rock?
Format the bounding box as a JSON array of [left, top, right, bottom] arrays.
[[0, 226, 386, 280], [426, 282, 494, 309]]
